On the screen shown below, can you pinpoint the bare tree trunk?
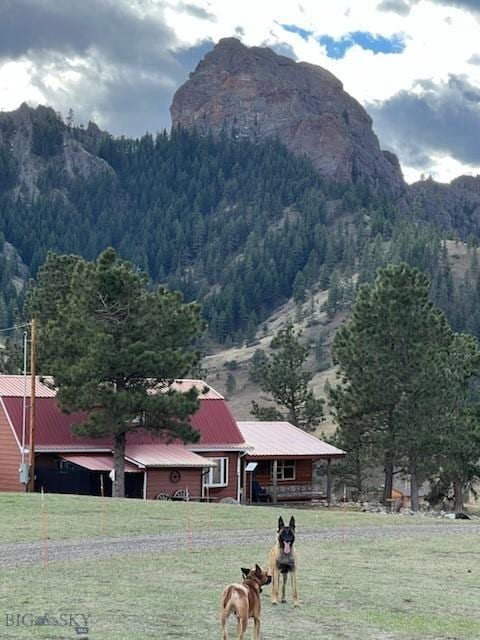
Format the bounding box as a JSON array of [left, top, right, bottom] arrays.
[[410, 465, 420, 512], [453, 478, 464, 513], [355, 453, 362, 498], [382, 454, 394, 510], [113, 431, 126, 498]]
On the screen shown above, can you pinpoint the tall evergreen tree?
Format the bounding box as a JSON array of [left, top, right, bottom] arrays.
[[332, 263, 454, 509], [435, 333, 480, 512], [250, 324, 324, 431], [27, 248, 204, 497]]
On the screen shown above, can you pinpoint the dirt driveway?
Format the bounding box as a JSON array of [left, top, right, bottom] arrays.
[[1, 522, 479, 568]]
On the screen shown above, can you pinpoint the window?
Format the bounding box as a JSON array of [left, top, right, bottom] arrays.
[[205, 457, 228, 487], [271, 460, 296, 481], [56, 459, 73, 474]]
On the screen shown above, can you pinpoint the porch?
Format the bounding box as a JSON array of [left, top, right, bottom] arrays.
[[243, 457, 333, 504], [237, 421, 346, 506]]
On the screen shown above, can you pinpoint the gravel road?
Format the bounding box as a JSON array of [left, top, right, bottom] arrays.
[[1, 523, 479, 569]]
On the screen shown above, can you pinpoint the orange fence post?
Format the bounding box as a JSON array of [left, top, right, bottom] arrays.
[[40, 487, 48, 569]]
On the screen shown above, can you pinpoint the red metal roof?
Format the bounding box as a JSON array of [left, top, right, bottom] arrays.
[[125, 444, 216, 468], [2, 391, 246, 451], [189, 398, 245, 447], [60, 454, 142, 473], [0, 376, 223, 400], [237, 421, 346, 459], [0, 375, 56, 397]]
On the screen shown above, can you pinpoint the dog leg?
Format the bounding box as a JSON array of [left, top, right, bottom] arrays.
[[221, 611, 229, 640], [238, 613, 248, 640], [271, 570, 280, 605], [291, 571, 299, 607], [253, 617, 261, 640], [281, 572, 287, 603]]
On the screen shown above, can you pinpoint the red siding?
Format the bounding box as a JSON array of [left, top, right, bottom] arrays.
[[0, 404, 22, 492], [246, 458, 313, 502], [203, 451, 239, 501], [253, 458, 313, 486], [146, 468, 203, 500]]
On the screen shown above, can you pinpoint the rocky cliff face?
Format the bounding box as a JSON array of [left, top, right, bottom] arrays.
[[410, 175, 480, 239], [171, 38, 405, 195], [0, 103, 114, 200]]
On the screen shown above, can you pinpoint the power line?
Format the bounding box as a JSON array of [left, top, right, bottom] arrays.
[[0, 322, 30, 334]]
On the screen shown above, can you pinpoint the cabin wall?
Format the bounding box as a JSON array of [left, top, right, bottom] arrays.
[[200, 451, 239, 501], [253, 458, 313, 487], [0, 404, 22, 492], [246, 458, 314, 503], [146, 468, 202, 500]]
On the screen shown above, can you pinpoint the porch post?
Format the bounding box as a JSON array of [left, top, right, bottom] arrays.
[[272, 459, 278, 504], [326, 458, 332, 507], [236, 456, 241, 503], [242, 461, 247, 504]]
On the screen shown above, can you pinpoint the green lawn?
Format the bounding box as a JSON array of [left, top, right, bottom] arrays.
[[0, 492, 457, 543], [1, 493, 479, 639]]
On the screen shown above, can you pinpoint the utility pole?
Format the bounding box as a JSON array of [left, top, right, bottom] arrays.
[[28, 319, 37, 493]]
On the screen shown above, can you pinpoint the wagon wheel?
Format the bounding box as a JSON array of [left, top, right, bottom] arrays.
[[155, 493, 171, 501], [172, 489, 191, 501]]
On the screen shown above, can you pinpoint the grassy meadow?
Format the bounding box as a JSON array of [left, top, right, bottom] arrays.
[[0, 492, 458, 543], [1, 493, 479, 639]]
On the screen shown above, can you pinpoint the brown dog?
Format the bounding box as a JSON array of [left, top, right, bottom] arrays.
[[268, 516, 299, 606], [220, 564, 271, 640]]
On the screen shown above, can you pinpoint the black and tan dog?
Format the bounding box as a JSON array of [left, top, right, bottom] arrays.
[[268, 516, 299, 606], [220, 564, 271, 640]]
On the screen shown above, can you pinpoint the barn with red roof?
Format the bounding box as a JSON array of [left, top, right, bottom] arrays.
[[0, 376, 247, 501], [0, 376, 345, 503]]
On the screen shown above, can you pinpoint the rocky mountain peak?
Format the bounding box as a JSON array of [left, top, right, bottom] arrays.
[[171, 38, 405, 195], [0, 104, 114, 200]]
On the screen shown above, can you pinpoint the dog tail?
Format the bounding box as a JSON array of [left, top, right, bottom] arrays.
[[221, 585, 235, 611], [221, 585, 248, 620]]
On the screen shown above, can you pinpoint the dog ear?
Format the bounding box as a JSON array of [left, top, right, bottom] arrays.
[[241, 567, 250, 578], [278, 516, 285, 531], [255, 564, 262, 576], [289, 516, 296, 530]]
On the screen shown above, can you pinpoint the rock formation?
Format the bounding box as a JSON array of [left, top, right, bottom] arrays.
[[0, 103, 113, 200], [171, 38, 405, 194], [410, 175, 480, 238]]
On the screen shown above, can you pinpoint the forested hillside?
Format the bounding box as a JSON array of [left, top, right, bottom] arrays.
[[0, 109, 398, 343], [0, 105, 480, 349]]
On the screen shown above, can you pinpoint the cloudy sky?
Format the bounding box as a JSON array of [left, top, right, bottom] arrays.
[[1, 0, 480, 183]]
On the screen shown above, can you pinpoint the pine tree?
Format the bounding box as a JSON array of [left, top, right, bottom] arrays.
[[332, 263, 454, 509], [27, 248, 204, 497], [250, 324, 324, 431], [435, 333, 480, 512], [225, 372, 236, 398]]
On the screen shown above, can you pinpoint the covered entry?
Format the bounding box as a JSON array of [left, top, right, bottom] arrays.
[[35, 453, 144, 498], [237, 422, 346, 504]]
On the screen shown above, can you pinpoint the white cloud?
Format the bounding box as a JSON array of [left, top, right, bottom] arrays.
[[1, 0, 480, 181], [403, 154, 480, 184], [0, 61, 45, 111]]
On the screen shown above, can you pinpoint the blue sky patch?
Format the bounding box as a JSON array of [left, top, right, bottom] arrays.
[[280, 23, 313, 41], [318, 31, 405, 59]]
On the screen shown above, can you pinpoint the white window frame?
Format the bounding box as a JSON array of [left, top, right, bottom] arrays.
[[271, 460, 296, 482], [205, 457, 229, 488]]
